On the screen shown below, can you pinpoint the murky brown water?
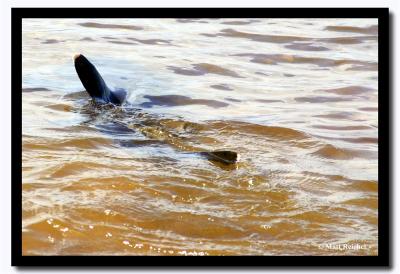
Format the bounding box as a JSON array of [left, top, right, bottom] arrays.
[[22, 18, 378, 256]]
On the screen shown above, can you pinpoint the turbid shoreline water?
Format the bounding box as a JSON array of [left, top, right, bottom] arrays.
[[22, 18, 378, 255]]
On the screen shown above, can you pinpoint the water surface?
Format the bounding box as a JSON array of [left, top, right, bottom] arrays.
[[22, 18, 378, 256]]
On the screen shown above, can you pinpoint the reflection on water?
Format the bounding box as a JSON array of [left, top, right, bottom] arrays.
[[22, 18, 378, 256]]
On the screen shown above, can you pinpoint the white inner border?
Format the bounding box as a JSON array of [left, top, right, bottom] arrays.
[[1, 0, 398, 273]]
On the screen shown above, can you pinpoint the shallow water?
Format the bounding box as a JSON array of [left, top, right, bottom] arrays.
[[22, 18, 378, 256]]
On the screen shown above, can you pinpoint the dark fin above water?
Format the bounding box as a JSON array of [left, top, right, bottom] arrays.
[[110, 88, 127, 105], [74, 54, 126, 105], [199, 150, 239, 165]]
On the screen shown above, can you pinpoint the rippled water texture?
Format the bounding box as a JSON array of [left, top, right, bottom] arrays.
[[22, 18, 378, 256]]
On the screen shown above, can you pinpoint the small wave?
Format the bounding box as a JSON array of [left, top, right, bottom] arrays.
[[344, 197, 378, 209], [209, 121, 307, 140], [335, 137, 378, 144], [199, 33, 217, 38], [311, 134, 378, 145], [96, 123, 135, 136], [318, 36, 377, 44], [45, 125, 98, 134], [221, 20, 260, 25], [42, 39, 63, 44], [167, 63, 243, 78], [62, 91, 89, 100], [206, 28, 376, 46], [23, 137, 112, 151], [49, 161, 114, 178], [295, 96, 351, 103], [210, 84, 233, 91], [325, 25, 378, 35], [77, 22, 143, 30], [284, 73, 295, 77], [127, 37, 173, 45], [140, 95, 229, 108], [285, 42, 330, 51], [254, 99, 284, 103], [311, 125, 371, 131], [347, 180, 378, 193], [80, 37, 95, 42], [290, 211, 338, 224], [218, 28, 311, 43], [358, 107, 378, 112], [22, 87, 50, 92], [312, 144, 354, 160], [323, 86, 375, 95], [176, 19, 209, 24], [108, 40, 136, 45], [45, 103, 73, 112], [314, 112, 353, 120], [138, 213, 248, 239], [235, 53, 377, 70], [225, 98, 241, 102]]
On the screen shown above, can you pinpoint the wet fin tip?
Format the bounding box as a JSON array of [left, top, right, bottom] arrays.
[[203, 150, 239, 164], [73, 53, 81, 60]]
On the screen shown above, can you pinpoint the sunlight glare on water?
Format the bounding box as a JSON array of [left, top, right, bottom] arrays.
[[22, 18, 378, 256]]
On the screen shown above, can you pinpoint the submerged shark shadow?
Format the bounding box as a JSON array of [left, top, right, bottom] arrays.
[[76, 94, 239, 167], [73, 54, 239, 166]]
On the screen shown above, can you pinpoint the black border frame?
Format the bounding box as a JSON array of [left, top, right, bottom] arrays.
[[12, 7, 390, 267]]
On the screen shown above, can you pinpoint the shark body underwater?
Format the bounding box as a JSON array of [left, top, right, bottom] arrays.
[[73, 54, 239, 165]]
